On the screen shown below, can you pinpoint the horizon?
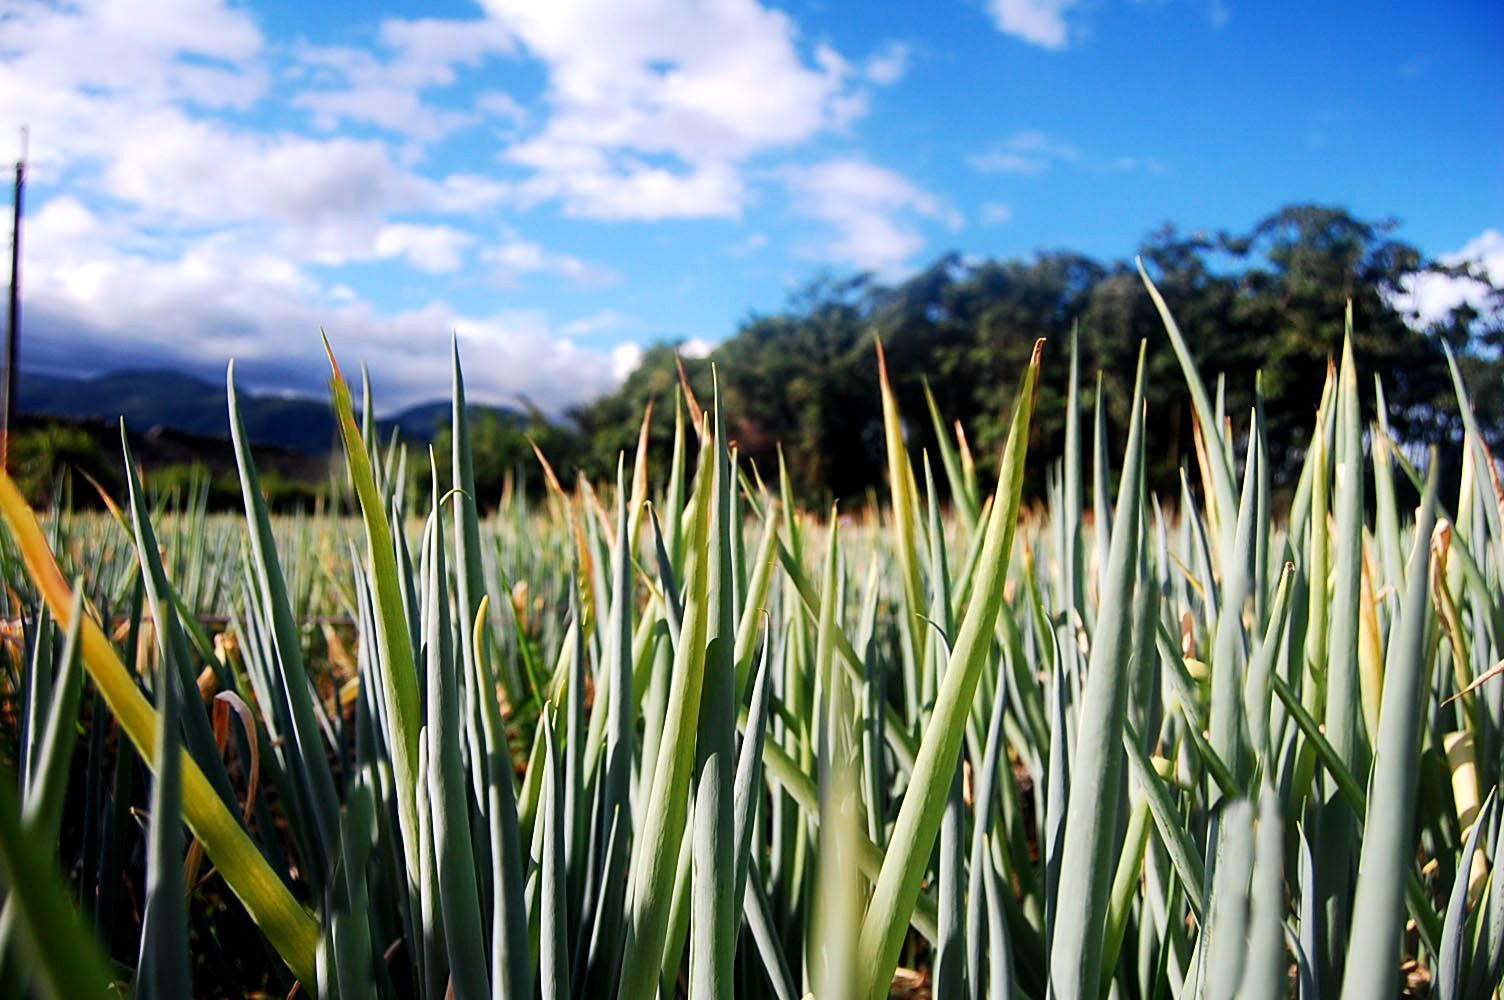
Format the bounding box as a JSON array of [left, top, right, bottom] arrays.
[[3, 0, 1501, 414], [17, 364, 523, 420]]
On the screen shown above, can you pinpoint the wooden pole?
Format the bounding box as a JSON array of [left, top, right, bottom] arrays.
[[3, 131, 23, 473]]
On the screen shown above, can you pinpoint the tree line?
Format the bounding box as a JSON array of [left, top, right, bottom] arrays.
[[509, 203, 1497, 509]]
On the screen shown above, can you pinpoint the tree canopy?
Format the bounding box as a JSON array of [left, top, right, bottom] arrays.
[[537, 204, 1502, 507]]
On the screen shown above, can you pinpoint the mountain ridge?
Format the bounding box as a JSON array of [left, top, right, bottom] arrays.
[[18, 369, 517, 455]]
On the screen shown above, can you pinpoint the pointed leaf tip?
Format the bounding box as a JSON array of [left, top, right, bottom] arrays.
[[321, 330, 343, 382]]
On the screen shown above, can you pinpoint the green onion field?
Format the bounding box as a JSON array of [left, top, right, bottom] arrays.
[[0, 268, 1500, 999]]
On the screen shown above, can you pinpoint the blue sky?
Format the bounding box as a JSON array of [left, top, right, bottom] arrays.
[[2, 0, 1500, 413]]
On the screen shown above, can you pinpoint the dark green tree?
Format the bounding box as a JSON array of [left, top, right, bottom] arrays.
[[559, 203, 1503, 505]]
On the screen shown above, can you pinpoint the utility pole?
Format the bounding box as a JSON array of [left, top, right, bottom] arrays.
[[3, 128, 23, 473]]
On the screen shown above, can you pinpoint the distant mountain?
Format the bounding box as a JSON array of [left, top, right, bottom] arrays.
[[384, 400, 465, 444], [18, 369, 516, 455]]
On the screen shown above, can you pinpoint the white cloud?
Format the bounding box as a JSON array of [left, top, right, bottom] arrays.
[[482, 0, 871, 220], [611, 342, 645, 381], [987, 0, 1079, 50], [105, 119, 426, 241], [785, 159, 957, 276], [969, 130, 1164, 177], [293, 17, 515, 142], [1, 1, 932, 414], [728, 231, 770, 257], [980, 201, 1014, 225], [0, 0, 268, 181], [477, 90, 528, 123], [95, 114, 515, 268], [2, 2, 515, 241], [375, 224, 476, 273], [0, 0, 266, 109], [484, 238, 620, 288], [294, 85, 475, 145], [509, 149, 746, 220], [2, 0, 646, 413], [21, 199, 619, 413], [1452, 228, 1503, 274], [679, 336, 715, 358], [26, 195, 113, 257], [377, 16, 516, 77], [488, 0, 853, 158], [428, 174, 515, 213], [864, 42, 911, 86], [1393, 229, 1504, 328], [561, 309, 636, 338], [968, 130, 1080, 174], [2, 3, 474, 262]]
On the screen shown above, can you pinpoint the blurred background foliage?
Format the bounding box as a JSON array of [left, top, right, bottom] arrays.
[[575, 204, 1503, 507], [15, 203, 1502, 512]]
